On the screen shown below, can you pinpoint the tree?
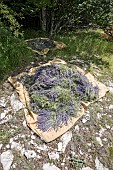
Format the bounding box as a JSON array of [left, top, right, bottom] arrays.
[[2, 0, 113, 35]]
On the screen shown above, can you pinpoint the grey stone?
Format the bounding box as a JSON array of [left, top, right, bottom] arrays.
[[0, 97, 8, 107], [48, 152, 59, 160], [0, 115, 12, 125], [82, 112, 90, 124], [0, 144, 3, 149], [24, 150, 37, 159], [96, 137, 103, 146], [10, 93, 23, 112], [108, 87, 113, 94], [0, 107, 11, 120], [58, 131, 72, 152], [95, 157, 109, 170], [82, 167, 93, 170], [43, 163, 60, 170], [0, 150, 14, 170], [109, 105, 113, 109]]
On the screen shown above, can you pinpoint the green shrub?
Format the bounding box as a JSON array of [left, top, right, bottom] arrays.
[[0, 2, 21, 37], [0, 22, 32, 80]]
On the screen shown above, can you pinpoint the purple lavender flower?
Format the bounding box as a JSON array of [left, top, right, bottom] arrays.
[[18, 63, 99, 132]]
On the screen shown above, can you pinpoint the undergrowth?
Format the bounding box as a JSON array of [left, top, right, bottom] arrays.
[[0, 24, 32, 80]]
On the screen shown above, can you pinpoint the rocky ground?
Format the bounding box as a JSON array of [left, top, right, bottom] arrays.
[[0, 61, 113, 170]]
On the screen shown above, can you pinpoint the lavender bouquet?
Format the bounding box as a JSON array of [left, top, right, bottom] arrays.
[[18, 64, 99, 132]]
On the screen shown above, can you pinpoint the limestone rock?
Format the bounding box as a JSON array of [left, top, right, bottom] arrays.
[[24, 150, 37, 159], [95, 157, 109, 170], [82, 167, 93, 170], [43, 163, 60, 170], [10, 93, 23, 112], [48, 152, 59, 160], [0, 150, 14, 170], [0, 97, 8, 107], [58, 131, 72, 152]]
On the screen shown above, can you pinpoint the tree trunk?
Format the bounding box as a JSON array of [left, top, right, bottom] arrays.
[[41, 7, 47, 31], [50, 10, 55, 36]]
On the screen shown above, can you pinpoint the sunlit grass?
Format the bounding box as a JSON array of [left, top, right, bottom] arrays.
[[46, 30, 113, 80], [22, 28, 113, 80], [52, 30, 113, 57]]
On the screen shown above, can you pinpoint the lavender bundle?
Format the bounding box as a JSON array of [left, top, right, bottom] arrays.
[[18, 64, 99, 132]]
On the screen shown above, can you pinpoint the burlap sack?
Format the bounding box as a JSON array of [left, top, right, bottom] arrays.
[[26, 38, 67, 55], [8, 59, 108, 142]]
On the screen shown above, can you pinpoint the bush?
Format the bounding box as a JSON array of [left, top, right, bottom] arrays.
[[0, 23, 32, 80], [0, 2, 21, 37]]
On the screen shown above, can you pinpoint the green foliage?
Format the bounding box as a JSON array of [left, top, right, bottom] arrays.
[[0, 130, 10, 144], [0, 22, 32, 80], [31, 86, 80, 113], [0, 2, 33, 80], [2, 0, 113, 34], [0, 2, 21, 37], [78, 0, 113, 29], [23, 28, 49, 39], [27, 0, 53, 7], [70, 156, 85, 170], [108, 146, 113, 158], [51, 0, 113, 33]]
